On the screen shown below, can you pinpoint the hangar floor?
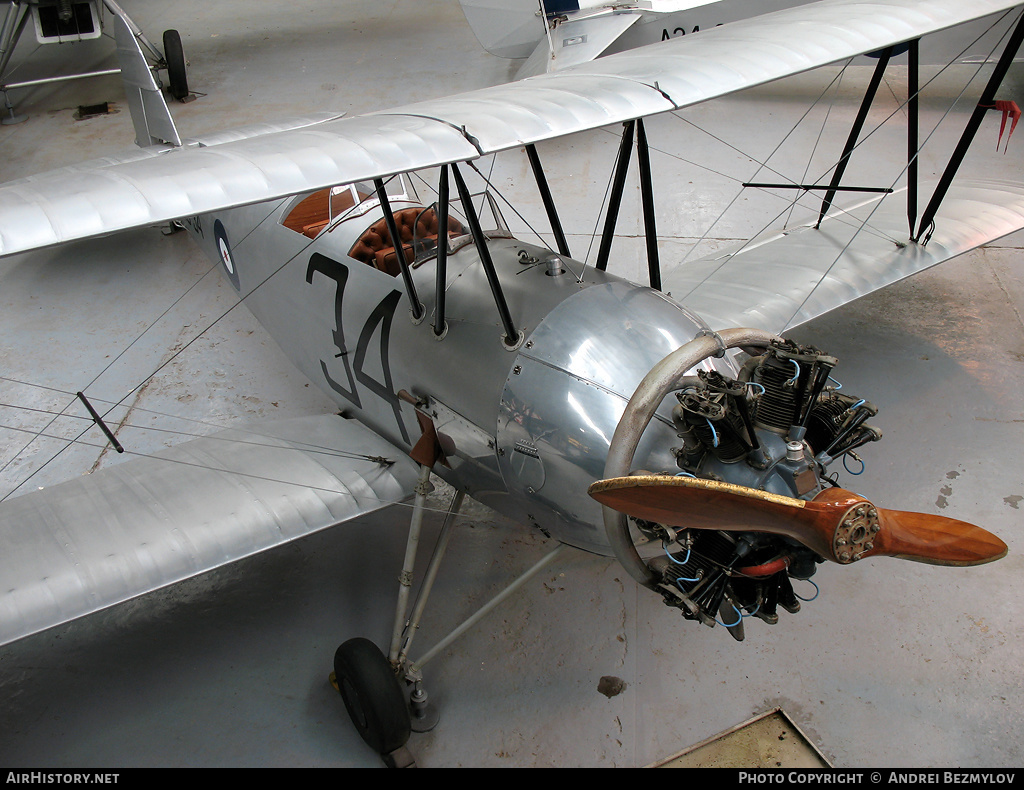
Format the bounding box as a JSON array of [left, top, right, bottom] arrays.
[[0, 0, 1022, 769]]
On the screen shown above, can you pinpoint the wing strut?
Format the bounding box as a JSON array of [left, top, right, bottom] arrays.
[[450, 163, 521, 348], [908, 38, 920, 237], [526, 144, 571, 258], [596, 120, 635, 273], [815, 46, 894, 228], [433, 167, 451, 339], [375, 178, 425, 322], [637, 118, 662, 292], [594, 118, 663, 291], [914, 10, 1024, 243]]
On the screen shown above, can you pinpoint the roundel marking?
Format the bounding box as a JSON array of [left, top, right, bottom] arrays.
[[213, 219, 240, 290]]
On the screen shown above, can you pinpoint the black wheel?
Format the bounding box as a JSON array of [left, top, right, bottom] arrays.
[[163, 29, 189, 101], [333, 638, 411, 755]]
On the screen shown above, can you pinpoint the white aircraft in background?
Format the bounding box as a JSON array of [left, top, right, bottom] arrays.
[[459, 0, 1013, 77], [0, 0, 188, 125]]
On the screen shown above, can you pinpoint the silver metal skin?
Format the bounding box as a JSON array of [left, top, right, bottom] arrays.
[[0, 0, 1020, 255], [0, 415, 421, 646], [111, 11, 180, 147], [472, 0, 991, 80], [3, 0, 1024, 658], [662, 180, 1024, 333], [496, 281, 737, 553], [5, 164, 1024, 648], [185, 188, 739, 555]]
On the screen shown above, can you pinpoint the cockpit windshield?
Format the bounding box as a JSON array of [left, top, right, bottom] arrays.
[[281, 175, 418, 239]]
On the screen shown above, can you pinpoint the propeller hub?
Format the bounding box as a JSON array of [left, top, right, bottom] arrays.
[[833, 500, 881, 563]]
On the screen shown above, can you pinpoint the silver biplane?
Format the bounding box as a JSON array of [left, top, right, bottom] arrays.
[[1, 0, 1023, 767]]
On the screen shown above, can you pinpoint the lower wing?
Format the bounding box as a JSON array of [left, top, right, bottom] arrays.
[[0, 415, 420, 647], [662, 179, 1024, 333]]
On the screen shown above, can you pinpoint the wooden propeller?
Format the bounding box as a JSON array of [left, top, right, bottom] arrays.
[[588, 475, 1007, 567]]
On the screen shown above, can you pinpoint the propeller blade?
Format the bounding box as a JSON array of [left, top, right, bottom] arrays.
[[588, 475, 1007, 567]]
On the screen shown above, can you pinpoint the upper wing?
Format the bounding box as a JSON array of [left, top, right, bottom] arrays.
[[1, 0, 1019, 257], [662, 180, 1024, 333], [0, 415, 420, 646]]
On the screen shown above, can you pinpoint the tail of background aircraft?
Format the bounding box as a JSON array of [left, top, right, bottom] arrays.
[[111, 11, 180, 147], [457, 0, 545, 59]]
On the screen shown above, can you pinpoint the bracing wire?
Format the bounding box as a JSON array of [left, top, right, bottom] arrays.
[[0, 196, 356, 501], [658, 8, 1019, 315], [0, 417, 465, 521]]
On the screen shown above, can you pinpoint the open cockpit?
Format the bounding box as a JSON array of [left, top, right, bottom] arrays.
[[280, 176, 520, 279]]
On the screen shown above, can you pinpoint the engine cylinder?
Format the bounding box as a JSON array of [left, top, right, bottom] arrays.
[[753, 354, 803, 432]]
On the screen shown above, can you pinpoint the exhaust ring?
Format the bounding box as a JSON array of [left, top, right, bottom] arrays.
[[600, 327, 780, 589]]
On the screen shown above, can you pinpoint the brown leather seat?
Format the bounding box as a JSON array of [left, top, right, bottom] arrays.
[[349, 208, 464, 275]]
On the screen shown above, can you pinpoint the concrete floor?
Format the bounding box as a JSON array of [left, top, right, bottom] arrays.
[[0, 0, 1022, 768]]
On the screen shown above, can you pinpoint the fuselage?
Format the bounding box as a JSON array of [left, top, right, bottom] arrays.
[[184, 186, 733, 555]]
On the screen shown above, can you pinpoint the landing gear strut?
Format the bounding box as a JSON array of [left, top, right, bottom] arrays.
[[330, 460, 565, 766]]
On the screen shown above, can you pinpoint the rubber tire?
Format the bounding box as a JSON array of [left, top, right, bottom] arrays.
[[333, 638, 411, 755], [163, 29, 189, 101]]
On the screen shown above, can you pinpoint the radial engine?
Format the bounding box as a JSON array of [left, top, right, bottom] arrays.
[[641, 338, 882, 639]]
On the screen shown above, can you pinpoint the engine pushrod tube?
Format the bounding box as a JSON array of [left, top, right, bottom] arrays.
[[450, 162, 519, 346], [595, 120, 635, 272], [602, 327, 780, 588], [526, 144, 571, 258], [374, 178, 424, 321]]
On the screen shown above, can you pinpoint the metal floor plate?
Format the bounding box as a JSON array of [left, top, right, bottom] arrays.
[[653, 709, 832, 768]]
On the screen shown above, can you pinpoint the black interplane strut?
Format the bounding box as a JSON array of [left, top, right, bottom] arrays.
[[375, 178, 425, 321], [815, 45, 894, 228], [914, 11, 1024, 243], [450, 162, 519, 347], [526, 144, 571, 258], [596, 119, 635, 273]]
